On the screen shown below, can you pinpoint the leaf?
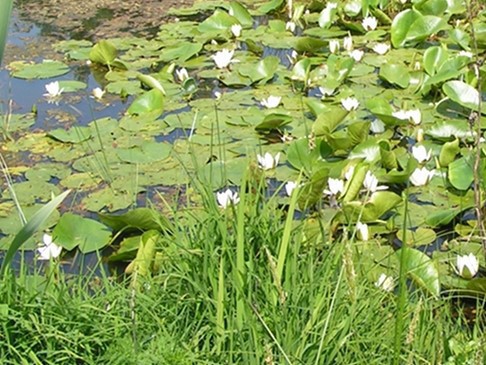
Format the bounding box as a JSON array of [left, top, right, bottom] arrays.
[[391, 9, 447, 48], [238, 56, 279, 84], [397, 227, 437, 246], [53, 213, 112, 253], [293, 37, 327, 53], [287, 138, 328, 174], [254, 113, 292, 131], [10, 60, 70, 79], [127, 89, 164, 117], [158, 42, 202, 63], [361, 191, 402, 221], [198, 9, 239, 33], [442, 80, 481, 111], [379, 63, 410, 88], [257, 0, 284, 14], [229, 1, 253, 27], [137, 73, 166, 95], [438, 138, 460, 167], [99, 207, 172, 233], [116, 141, 172, 163], [423, 46, 448, 76], [48, 127, 91, 143], [448, 156, 474, 190], [342, 163, 368, 202], [426, 208, 461, 227], [57, 80, 87, 92], [0, 190, 70, 277], [318, 4, 338, 29], [125, 230, 160, 278], [396, 247, 440, 297], [89, 40, 117, 66]]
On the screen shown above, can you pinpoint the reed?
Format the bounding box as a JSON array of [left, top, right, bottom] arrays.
[[0, 0, 13, 65]]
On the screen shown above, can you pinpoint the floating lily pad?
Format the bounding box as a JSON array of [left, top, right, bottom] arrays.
[[9, 60, 70, 79]]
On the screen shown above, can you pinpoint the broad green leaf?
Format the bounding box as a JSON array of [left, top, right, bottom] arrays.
[[53, 213, 111, 253], [57, 80, 87, 92], [257, 0, 284, 14], [10, 60, 69, 79], [423, 46, 448, 76], [48, 127, 91, 144], [391, 9, 447, 47], [125, 230, 160, 277], [198, 9, 239, 33], [291, 58, 311, 82], [396, 247, 440, 297], [442, 80, 481, 111], [238, 56, 279, 84], [158, 42, 202, 63], [116, 141, 171, 163], [426, 208, 461, 227], [254, 113, 292, 131], [312, 107, 348, 135], [137, 73, 166, 95], [361, 191, 402, 221], [397, 227, 436, 246], [415, 0, 448, 16], [127, 89, 165, 116], [100, 207, 172, 233], [379, 63, 410, 88], [438, 138, 459, 167], [89, 40, 117, 66], [448, 156, 474, 190], [293, 37, 327, 53], [229, 2, 253, 27]]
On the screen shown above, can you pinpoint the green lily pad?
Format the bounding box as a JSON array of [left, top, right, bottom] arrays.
[[116, 141, 172, 164], [10, 60, 70, 79], [53, 213, 112, 253]]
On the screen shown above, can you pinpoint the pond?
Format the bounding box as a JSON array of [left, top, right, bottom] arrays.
[[0, 0, 485, 301]]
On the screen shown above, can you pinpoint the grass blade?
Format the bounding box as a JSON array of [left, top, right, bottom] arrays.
[[0, 0, 13, 65]]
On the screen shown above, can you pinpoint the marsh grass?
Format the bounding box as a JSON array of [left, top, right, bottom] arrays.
[[0, 0, 13, 65], [1, 173, 484, 364]]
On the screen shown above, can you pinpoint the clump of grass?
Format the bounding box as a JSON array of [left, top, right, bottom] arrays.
[[0, 170, 484, 364]]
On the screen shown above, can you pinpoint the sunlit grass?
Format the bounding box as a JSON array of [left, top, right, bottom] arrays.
[[1, 178, 484, 364]]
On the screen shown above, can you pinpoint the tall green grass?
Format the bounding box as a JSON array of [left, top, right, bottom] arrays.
[[0, 0, 13, 65], [1, 171, 484, 364]]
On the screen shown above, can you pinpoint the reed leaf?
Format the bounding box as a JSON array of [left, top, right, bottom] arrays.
[[0, 0, 13, 65]]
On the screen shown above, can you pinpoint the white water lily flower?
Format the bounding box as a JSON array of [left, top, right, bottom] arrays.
[[261, 95, 282, 109], [363, 171, 388, 192], [341, 97, 359, 111], [458, 50, 473, 58], [329, 39, 340, 54], [175, 67, 189, 82], [231, 24, 242, 38], [372, 43, 390, 55], [356, 222, 369, 241], [392, 109, 421, 125], [216, 189, 240, 208], [44, 81, 63, 99], [327, 2, 338, 9], [343, 35, 353, 51], [212, 49, 237, 69], [323, 178, 344, 196], [91, 87, 105, 100], [411, 145, 431, 163], [362, 16, 378, 31], [319, 86, 335, 97], [285, 181, 298, 196], [38, 234, 62, 260], [370, 119, 385, 133], [257, 152, 281, 170], [286, 21, 296, 33], [375, 273, 394, 292], [456, 253, 479, 279], [409, 167, 435, 186], [349, 49, 364, 62], [408, 109, 421, 125]]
